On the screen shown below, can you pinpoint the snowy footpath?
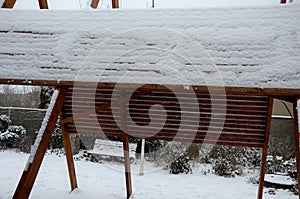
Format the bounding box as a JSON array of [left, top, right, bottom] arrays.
[[0, 150, 297, 199]]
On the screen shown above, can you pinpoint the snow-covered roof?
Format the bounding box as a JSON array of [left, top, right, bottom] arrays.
[[0, 5, 300, 91]]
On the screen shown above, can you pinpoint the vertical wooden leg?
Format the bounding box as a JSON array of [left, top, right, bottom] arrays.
[[38, 0, 48, 9], [1, 0, 17, 8], [293, 99, 300, 199], [13, 88, 67, 199], [90, 0, 100, 8], [258, 97, 273, 199], [123, 135, 132, 199], [61, 122, 78, 191], [112, 0, 119, 8]]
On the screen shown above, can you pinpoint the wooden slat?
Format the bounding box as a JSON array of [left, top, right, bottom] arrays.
[[63, 87, 270, 149]]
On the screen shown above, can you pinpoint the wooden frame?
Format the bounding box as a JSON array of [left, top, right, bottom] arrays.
[[1, 1, 300, 198]]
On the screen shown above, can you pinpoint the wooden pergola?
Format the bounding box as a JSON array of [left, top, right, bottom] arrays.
[[1, 1, 300, 199]]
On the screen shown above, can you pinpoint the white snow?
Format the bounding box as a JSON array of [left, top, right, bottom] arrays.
[[0, 150, 297, 199], [11, 0, 300, 9], [25, 90, 59, 171], [265, 174, 295, 186], [0, 5, 300, 89], [89, 138, 136, 158]]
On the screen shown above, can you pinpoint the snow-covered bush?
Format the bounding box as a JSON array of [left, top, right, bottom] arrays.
[[204, 146, 262, 177], [0, 115, 11, 133], [170, 155, 192, 174], [0, 125, 26, 148], [152, 141, 192, 174], [49, 120, 64, 150]]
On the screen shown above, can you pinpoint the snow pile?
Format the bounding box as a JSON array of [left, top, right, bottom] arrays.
[[0, 5, 299, 89]]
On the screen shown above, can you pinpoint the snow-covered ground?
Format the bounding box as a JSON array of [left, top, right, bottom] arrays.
[[11, 0, 300, 9], [0, 150, 297, 199]]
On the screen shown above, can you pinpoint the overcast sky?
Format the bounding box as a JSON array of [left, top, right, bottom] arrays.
[[12, 0, 294, 9]]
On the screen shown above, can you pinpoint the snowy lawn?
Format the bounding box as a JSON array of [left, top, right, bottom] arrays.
[[0, 150, 297, 199]]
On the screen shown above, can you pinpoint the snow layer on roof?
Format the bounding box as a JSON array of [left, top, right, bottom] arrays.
[[0, 5, 300, 89]]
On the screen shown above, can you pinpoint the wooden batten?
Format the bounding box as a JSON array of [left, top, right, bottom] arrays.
[[1, 0, 16, 8]]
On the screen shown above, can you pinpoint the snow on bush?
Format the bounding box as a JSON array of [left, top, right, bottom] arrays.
[[0, 114, 27, 149], [0, 125, 26, 148], [0, 115, 11, 133]]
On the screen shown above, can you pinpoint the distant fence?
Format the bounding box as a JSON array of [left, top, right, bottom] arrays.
[[0, 107, 46, 142], [0, 106, 295, 156]]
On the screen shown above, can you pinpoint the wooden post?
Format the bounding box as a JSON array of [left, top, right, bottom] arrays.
[[1, 0, 17, 8], [281, 0, 287, 3], [13, 88, 67, 199], [38, 0, 48, 9], [90, 0, 100, 9], [257, 97, 273, 199], [120, 89, 132, 199], [139, 139, 145, 176], [61, 114, 78, 191], [123, 134, 133, 198], [293, 98, 300, 199], [112, 0, 119, 8]]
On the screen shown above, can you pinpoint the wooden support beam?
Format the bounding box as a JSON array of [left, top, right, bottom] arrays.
[[112, 0, 119, 8], [293, 98, 300, 199], [38, 0, 48, 9], [13, 88, 67, 199], [61, 115, 78, 191], [120, 90, 132, 198], [257, 97, 273, 199], [1, 0, 16, 8], [90, 0, 100, 9], [123, 134, 133, 198]]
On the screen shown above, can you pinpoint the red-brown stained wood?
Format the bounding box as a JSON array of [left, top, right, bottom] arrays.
[[61, 111, 78, 191], [281, 0, 287, 3], [112, 0, 119, 8], [0, 79, 300, 97], [90, 0, 100, 8], [257, 97, 273, 199], [120, 90, 132, 198], [1, 0, 16, 8], [293, 99, 300, 199], [38, 0, 48, 9], [13, 88, 67, 199]]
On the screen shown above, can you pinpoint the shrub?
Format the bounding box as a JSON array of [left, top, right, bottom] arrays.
[[0, 115, 11, 133], [0, 125, 26, 148], [170, 155, 192, 174]]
